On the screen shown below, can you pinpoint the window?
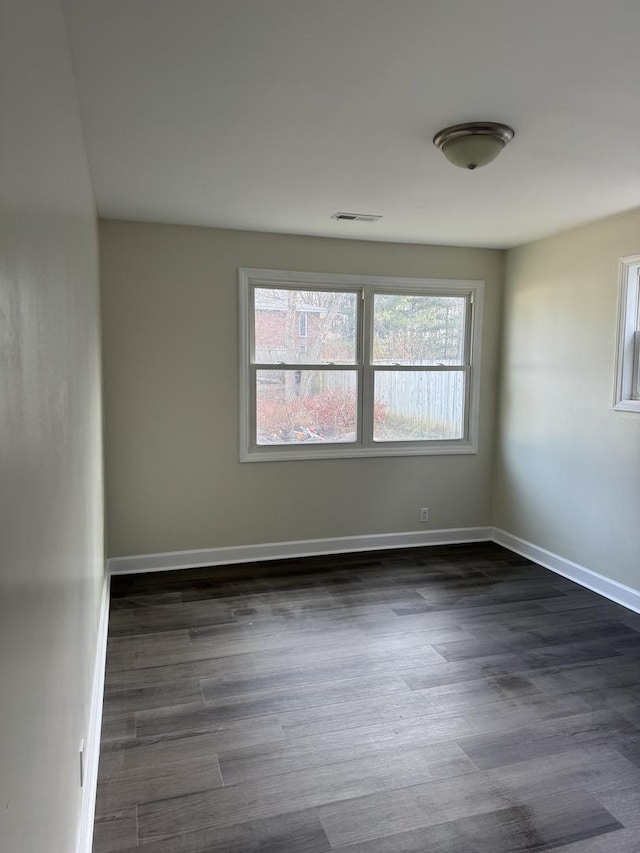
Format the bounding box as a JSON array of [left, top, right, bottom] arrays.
[[298, 312, 308, 338], [613, 254, 640, 413], [239, 268, 484, 461]]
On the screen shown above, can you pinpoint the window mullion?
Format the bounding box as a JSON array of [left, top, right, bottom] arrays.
[[252, 363, 357, 370], [634, 268, 640, 399], [464, 293, 474, 366], [248, 363, 258, 451], [632, 329, 640, 400], [360, 286, 374, 446], [370, 365, 468, 372]]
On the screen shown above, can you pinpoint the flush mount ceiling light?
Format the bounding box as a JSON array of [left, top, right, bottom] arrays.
[[433, 121, 515, 170]]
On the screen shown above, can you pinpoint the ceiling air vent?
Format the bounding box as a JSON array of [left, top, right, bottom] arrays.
[[332, 212, 382, 223]]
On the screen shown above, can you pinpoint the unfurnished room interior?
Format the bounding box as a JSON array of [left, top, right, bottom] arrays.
[[1, 1, 639, 852]]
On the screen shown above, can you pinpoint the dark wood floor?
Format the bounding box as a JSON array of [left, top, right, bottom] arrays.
[[94, 543, 640, 853]]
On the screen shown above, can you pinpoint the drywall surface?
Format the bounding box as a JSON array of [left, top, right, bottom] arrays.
[[100, 220, 502, 557], [495, 208, 640, 589], [0, 2, 104, 851]]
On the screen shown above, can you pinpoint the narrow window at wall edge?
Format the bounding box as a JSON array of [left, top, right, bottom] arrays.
[[613, 253, 640, 413], [239, 268, 484, 462]]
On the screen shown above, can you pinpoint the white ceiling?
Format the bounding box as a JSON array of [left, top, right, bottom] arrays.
[[62, 0, 640, 248]]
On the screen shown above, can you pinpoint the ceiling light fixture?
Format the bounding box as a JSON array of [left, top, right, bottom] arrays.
[[433, 121, 515, 170]]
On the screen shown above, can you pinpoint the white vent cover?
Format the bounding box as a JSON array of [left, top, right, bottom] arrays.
[[332, 212, 382, 222]]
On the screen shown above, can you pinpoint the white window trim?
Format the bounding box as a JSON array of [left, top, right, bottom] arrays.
[[239, 268, 484, 462], [613, 254, 640, 413]]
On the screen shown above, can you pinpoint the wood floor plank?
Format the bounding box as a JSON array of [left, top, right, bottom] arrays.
[[319, 764, 562, 849], [592, 783, 640, 852], [101, 679, 203, 721], [99, 715, 285, 778], [317, 782, 449, 847], [468, 620, 638, 646], [328, 819, 478, 853], [136, 778, 309, 842], [278, 695, 391, 738], [433, 631, 627, 663], [196, 645, 447, 701], [108, 603, 239, 637], [453, 789, 623, 852], [104, 654, 255, 690], [400, 652, 553, 691], [200, 671, 413, 719], [188, 624, 368, 658], [216, 708, 530, 787], [95, 754, 223, 814], [355, 601, 547, 636], [485, 743, 640, 799], [110, 591, 183, 610], [118, 808, 331, 853], [277, 677, 541, 739], [457, 728, 589, 770], [99, 716, 136, 743], [105, 628, 193, 674], [92, 808, 137, 853], [135, 700, 292, 739]]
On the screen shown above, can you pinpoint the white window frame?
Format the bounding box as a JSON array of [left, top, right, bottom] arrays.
[[613, 254, 640, 413], [298, 311, 308, 338], [239, 268, 484, 462]]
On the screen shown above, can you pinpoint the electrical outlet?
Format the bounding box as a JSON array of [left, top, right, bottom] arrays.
[[420, 507, 429, 523]]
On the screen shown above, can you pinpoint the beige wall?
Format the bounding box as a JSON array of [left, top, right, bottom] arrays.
[[495, 208, 640, 589], [0, 1, 104, 851], [100, 220, 502, 557]]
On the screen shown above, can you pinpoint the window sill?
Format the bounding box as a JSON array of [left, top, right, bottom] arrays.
[[613, 400, 640, 413], [240, 441, 478, 462]]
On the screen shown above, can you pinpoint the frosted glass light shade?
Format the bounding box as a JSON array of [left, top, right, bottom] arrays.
[[442, 135, 504, 169], [434, 122, 514, 170]]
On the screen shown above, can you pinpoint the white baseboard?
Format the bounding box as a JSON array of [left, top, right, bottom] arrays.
[[493, 528, 640, 615], [107, 526, 640, 615], [107, 527, 494, 575], [76, 570, 111, 853]]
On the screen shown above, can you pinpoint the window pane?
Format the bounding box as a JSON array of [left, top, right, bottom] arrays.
[[256, 369, 358, 444], [373, 294, 466, 365], [373, 371, 465, 441], [254, 288, 358, 364]]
